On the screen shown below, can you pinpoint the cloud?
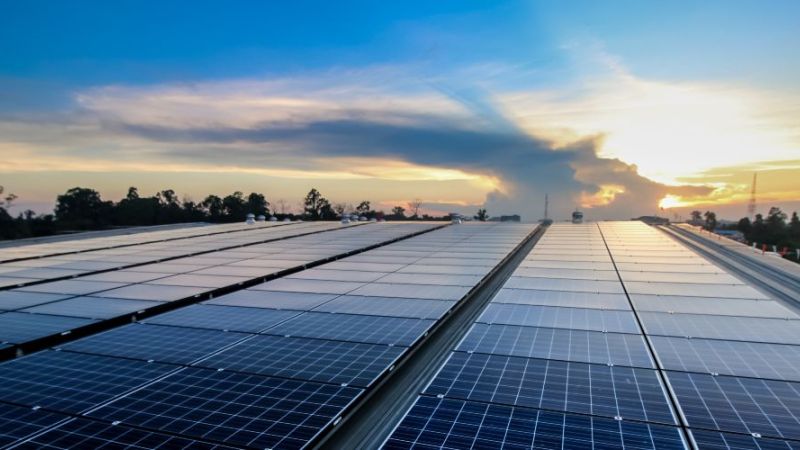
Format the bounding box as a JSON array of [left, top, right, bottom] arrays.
[[5, 60, 791, 220]]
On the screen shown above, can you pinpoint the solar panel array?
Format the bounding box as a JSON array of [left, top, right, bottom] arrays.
[[600, 221, 800, 448], [0, 222, 436, 354], [0, 221, 332, 289], [0, 221, 278, 263], [385, 223, 688, 449], [0, 222, 535, 449]]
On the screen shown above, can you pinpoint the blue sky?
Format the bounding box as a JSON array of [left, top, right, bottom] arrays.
[[2, 0, 799, 219]]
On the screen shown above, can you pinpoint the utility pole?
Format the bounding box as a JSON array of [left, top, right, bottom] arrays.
[[544, 194, 549, 221], [747, 172, 758, 219]]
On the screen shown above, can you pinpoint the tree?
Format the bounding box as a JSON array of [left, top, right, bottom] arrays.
[[202, 195, 224, 221], [391, 206, 406, 220], [736, 217, 752, 235], [246, 192, 269, 216], [407, 199, 423, 219], [790, 212, 800, 235], [356, 201, 371, 216], [303, 188, 335, 220], [690, 210, 702, 224], [125, 186, 140, 201], [703, 211, 717, 231], [475, 208, 488, 221], [55, 187, 113, 229], [222, 191, 248, 221]]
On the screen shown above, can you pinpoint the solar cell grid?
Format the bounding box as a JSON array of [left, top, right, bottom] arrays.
[[0, 291, 69, 310], [11, 418, 236, 449], [60, 323, 246, 364], [375, 273, 484, 287], [348, 283, 470, 301], [639, 312, 800, 344], [0, 312, 97, 344], [313, 295, 454, 319], [0, 402, 68, 447], [251, 278, 366, 294], [624, 281, 766, 299], [17, 280, 126, 295], [0, 350, 174, 413], [287, 268, 390, 283], [264, 312, 435, 346], [458, 323, 655, 368], [668, 371, 800, 440], [197, 334, 405, 387], [492, 288, 632, 310], [504, 276, 625, 293], [689, 430, 800, 450], [142, 304, 301, 332], [631, 295, 797, 318], [88, 367, 362, 450], [22, 297, 161, 319], [651, 336, 800, 381], [383, 396, 687, 450], [478, 303, 641, 334], [204, 290, 337, 310], [425, 352, 676, 424], [90, 283, 208, 302]]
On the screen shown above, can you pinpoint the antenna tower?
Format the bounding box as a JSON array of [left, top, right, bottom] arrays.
[[544, 194, 549, 220], [747, 172, 757, 219]]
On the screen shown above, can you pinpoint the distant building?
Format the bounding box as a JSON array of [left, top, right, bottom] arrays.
[[489, 215, 521, 222]]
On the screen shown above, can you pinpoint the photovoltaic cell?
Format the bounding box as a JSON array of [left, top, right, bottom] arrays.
[[630, 295, 796, 319], [89, 367, 362, 450], [22, 297, 162, 319], [667, 371, 800, 440], [348, 283, 470, 301], [478, 303, 640, 334], [60, 324, 246, 364], [638, 312, 800, 344], [425, 352, 675, 424], [313, 296, 453, 319], [12, 418, 235, 449], [689, 430, 800, 450], [0, 312, 97, 344], [93, 284, 208, 302], [0, 350, 174, 413], [383, 396, 686, 450], [651, 336, 800, 382], [264, 312, 435, 346], [491, 288, 631, 310], [0, 291, 69, 310], [205, 290, 337, 310], [0, 402, 67, 447], [458, 323, 655, 368], [142, 304, 301, 332], [197, 334, 404, 387]]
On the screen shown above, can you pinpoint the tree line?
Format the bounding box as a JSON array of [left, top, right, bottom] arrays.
[[690, 207, 800, 257], [0, 186, 457, 240]]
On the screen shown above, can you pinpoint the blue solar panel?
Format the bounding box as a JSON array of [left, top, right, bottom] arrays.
[[23, 297, 162, 319], [383, 396, 687, 450], [689, 430, 800, 450], [11, 417, 236, 449], [88, 367, 362, 449], [0, 350, 174, 413], [639, 312, 800, 344], [651, 336, 800, 382], [0, 312, 97, 344], [142, 304, 301, 332], [0, 402, 68, 447], [478, 303, 640, 333], [264, 312, 435, 346], [204, 290, 337, 310], [312, 295, 454, 319], [425, 352, 676, 424], [59, 323, 246, 364], [458, 323, 655, 368], [196, 334, 405, 387], [0, 291, 70, 311], [668, 371, 800, 440]]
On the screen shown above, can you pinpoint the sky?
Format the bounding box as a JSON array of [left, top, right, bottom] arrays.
[[1, 0, 798, 220]]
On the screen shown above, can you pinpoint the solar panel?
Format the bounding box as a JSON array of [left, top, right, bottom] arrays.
[[60, 324, 246, 364], [0, 350, 174, 413], [288, 268, 390, 283], [17, 280, 126, 296], [639, 312, 800, 344], [503, 277, 625, 293], [204, 290, 337, 310], [491, 288, 631, 310], [197, 334, 405, 387], [651, 336, 800, 382], [0, 312, 97, 344], [88, 367, 362, 449], [263, 312, 435, 346], [12, 417, 235, 449], [631, 295, 797, 318], [457, 324, 655, 368], [22, 297, 162, 319], [0, 402, 68, 447], [425, 352, 676, 424], [667, 371, 800, 440], [92, 283, 209, 302], [252, 278, 366, 295], [148, 274, 251, 288], [142, 304, 301, 332], [689, 429, 800, 450], [374, 273, 484, 287], [347, 283, 470, 301], [397, 264, 493, 276], [312, 296, 454, 319], [623, 281, 766, 299], [0, 291, 69, 310], [512, 267, 620, 281], [477, 303, 641, 334], [383, 396, 687, 450]]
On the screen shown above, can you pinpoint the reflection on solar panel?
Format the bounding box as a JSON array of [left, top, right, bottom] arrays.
[[263, 312, 435, 346], [0, 402, 67, 447], [0, 312, 97, 344], [88, 366, 362, 449], [12, 417, 236, 449], [384, 397, 686, 450], [143, 304, 301, 332]]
